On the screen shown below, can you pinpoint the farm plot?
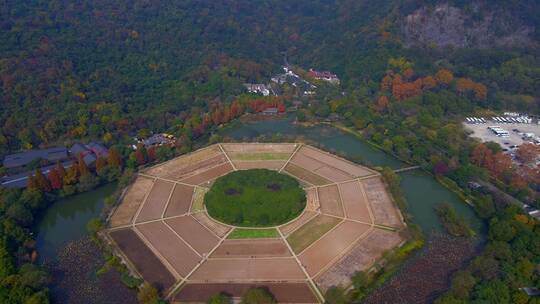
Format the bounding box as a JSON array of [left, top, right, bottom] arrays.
[[192, 212, 231, 238], [227, 152, 291, 161], [174, 282, 318, 304], [165, 216, 220, 255], [234, 160, 285, 171], [287, 215, 341, 254], [144, 145, 224, 179], [315, 229, 403, 291], [298, 221, 371, 277], [180, 162, 234, 186], [299, 146, 376, 178], [306, 188, 320, 211], [318, 184, 344, 217], [135, 180, 174, 223], [279, 210, 318, 236], [136, 221, 201, 277], [227, 228, 279, 239], [189, 258, 306, 282], [221, 143, 297, 154], [190, 187, 208, 212], [110, 176, 154, 227], [109, 229, 176, 290], [284, 163, 330, 186], [339, 181, 371, 223], [163, 184, 193, 217], [211, 239, 291, 258], [361, 177, 404, 228]]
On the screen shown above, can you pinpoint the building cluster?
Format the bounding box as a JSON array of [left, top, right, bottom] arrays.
[[70, 142, 109, 165], [243, 66, 340, 99], [307, 68, 340, 84], [1, 142, 109, 188], [134, 133, 176, 149], [243, 83, 272, 96]]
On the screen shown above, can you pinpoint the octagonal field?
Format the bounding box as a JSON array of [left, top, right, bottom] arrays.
[[105, 143, 406, 303]]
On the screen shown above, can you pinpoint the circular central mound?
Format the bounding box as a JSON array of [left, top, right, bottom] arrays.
[[205, 169, 306, 227]]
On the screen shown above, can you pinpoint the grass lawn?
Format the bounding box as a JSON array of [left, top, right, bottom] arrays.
[[205, 169, 306, 227], [228, 228, 279, 239], [229, 152, 291, 161], [287, 215, 341, 254], [190, 187, 208, 212]]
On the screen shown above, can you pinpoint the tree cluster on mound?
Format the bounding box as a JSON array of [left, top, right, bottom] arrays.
[[205, 169, 306, 227]]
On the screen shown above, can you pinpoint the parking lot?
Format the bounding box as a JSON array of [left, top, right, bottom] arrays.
[[464, 121, 540, 151]]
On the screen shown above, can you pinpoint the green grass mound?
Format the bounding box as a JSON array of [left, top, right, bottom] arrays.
[[205, 169, 306, 227]]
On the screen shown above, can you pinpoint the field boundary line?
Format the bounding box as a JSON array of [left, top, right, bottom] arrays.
[[206, 256, 294, 261], [358, 180, 375, 224], [138, 173, 198, 188], [132, 177, 157, 225], [178, 160, 231, 183], [161, 183, 177, 218], [218, 143, 237, 171], [166, 228, 235, 299], [296, 217, 345, 257], [302, 145, 379, 176], [133, 225, 183, 280], [281, 211, 319, 237], [278, 228, 324, 303], [301, 152, 356, 181], [190, 213, 227, 239], [335, 183, 347, 218], [186, 186, 200, 213], [283, 169, 315, 188], [312, 226, 374, 279], [142, 144, 220, 174], [279, 143, 302, 173], [162, 219, 202, 257], [286, 161, 332, 185]]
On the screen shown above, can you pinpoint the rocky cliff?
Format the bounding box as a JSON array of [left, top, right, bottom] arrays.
[[401, 2, 537, 49]]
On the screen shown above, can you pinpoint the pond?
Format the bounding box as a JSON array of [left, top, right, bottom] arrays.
[[35, 182, 117, 261], [221, 115, 484, 235]]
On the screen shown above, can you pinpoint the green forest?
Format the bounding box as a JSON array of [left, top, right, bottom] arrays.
[[1, 0, 540, 303]]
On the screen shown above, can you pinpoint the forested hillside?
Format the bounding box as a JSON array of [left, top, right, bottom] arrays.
[[1, 0, 538, 156]]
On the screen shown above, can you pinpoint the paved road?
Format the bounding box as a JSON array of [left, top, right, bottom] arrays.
[[1, 161, 74, 188]]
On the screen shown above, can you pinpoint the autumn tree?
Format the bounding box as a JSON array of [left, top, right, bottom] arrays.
[[34, 170, 51, 192], [27, 175, 38, 191], [422, 76, 437, 90], [488, 152, 513, 177], [56, 162, 66, 181], [108, 148, 122, 169], [375, 95, 389, 113], [471, 144, 493, 168], [381, 74, 393, 91], [516, 143, 540, 165], [435, 69, 454, 86], [77, 154, 90, 176], [47, 168, 63, 190], [95, 157, 107, 175], [135, 144, 148, 166]]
